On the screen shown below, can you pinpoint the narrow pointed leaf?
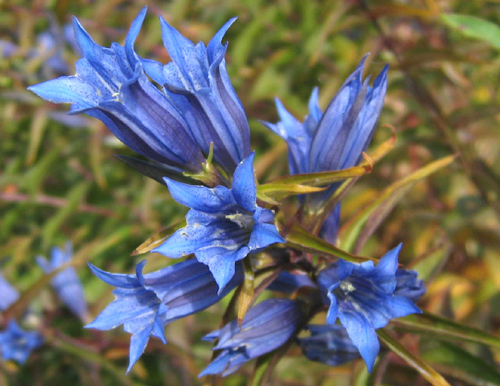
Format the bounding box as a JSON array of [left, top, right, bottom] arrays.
[[410, 244, 452, 282], [377, 329, 451, 386], [441, 14, 500, 49], [284, 222, 376, 263], [393, 311, 500, 349], [257, 183, 326, 200], [266, 164, 372, 187], [115, 155, 198, 185], [340, 155, 455, 253], [238, 256, 255, 324], [133, 219, 187, 255], [48, 334, 132, 385], [422, 342, 500, 386], [3, 264, 69, 321]]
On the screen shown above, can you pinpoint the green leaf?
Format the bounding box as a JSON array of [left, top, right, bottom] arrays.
[[441, 14, 500, 49], [47, 334, 133, 386], [339, 155, 455, 253], [42, 181, 91, 248], [26, 107, 48, 166], [2, 263, 69, 322], [257, 183, 325, 201], [410, 244, 451, 282], [284, 221, 376, 263], [393, 312, 500, 349], [423, 342, 500, 386], [238, 256, 255, 324], [377, 329, 450, 386], [265, 163, 372, 187], [133, 219, 186, 255]]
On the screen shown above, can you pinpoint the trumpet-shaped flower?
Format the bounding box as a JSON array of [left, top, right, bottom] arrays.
[[86, 259, 243, 372], [317, 244, 422, 371], [36, 242, 89, 321], [298, 325, 360, 367], [28, 8, 208, 174], [154, 153, 285, 292], [28, 8, 251, 178], [0, 273, 18, 311], [200, 298, 304, 377], [263, 57, 388, 242], [142, 16, 251, 174], [263, 57, 387, 176], [0, 320, 43, 364]]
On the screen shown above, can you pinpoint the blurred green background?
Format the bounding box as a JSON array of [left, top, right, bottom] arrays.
[[1, 0, 500, 385]]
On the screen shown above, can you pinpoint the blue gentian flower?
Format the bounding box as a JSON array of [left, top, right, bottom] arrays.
[[28, 8, 207, 174], [86, 259, 243, 372], [154, 153, 285, 292], [142, 15, 251, 175], [0, 273, 19, 311], [200, 298, 304, 377], [317, 244, 422, 371], [0, 320, 43, 364], [264, 57, 388, 176], [36, 242, 89, 322], [28, 8, 251, 178], [263, 57, 388, 242], [298, 324, 360, 367], [395, 269, 426, 302], [267, 271, 316, 293]]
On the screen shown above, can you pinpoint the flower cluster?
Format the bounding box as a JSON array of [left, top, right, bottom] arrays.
[[28, 7, 427, 378]]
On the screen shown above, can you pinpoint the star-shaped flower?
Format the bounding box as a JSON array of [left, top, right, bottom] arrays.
[[0, 321, 43, 364], [154, 153, 285, 292], [317, 244, 422, 371], [86, 259, 244, 372]]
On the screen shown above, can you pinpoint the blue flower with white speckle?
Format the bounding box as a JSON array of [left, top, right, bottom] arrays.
[[154, 153, 285, 292], [317, 244, 421, 371]]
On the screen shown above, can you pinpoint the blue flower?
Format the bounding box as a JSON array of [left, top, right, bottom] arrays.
[[200, 298, 304, 377], [264, 57, 388, 176], [142, 16, 251, 174], [267, 271, 316, 293], [154, 153, 285, 292], [0, 272, 19, 311], [263, 57, 388, 242], [86, 259, 243, 372], [395, 269, 426, 303], [28, 8, 207, 174], [317, 244, 422, 371], [298, 325, 360, 367], [28, 8, 251, 178], [0, 320, 43, 364], [36, 242, 89, 322]]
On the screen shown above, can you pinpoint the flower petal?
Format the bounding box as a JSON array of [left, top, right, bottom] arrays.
[[231, 152, 256, 211]]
